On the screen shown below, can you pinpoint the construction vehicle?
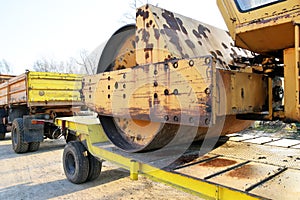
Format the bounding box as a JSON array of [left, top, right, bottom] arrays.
[[0, 71, 82, 153], [55, 0, 300, 199]]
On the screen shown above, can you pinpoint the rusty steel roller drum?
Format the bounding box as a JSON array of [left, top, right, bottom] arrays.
[[96, 5, 253, 152]]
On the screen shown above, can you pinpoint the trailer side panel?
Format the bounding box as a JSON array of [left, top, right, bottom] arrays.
[[27, 71, 83, 107]]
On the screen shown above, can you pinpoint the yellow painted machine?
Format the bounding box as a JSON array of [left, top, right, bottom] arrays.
[[0, 71, 82, 152], [83, 4, 267, 152], [80, 0, 300, 153], [1, 2, 299, 197], [218, 0, 300, 122], [54, 1, 300, 199]]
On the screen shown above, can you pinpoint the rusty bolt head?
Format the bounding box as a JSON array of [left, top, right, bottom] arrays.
[[164, 115, 169, 121], [173, 62, 178, 68]]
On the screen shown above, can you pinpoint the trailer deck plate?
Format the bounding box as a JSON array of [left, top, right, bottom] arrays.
[[208, 162, 283, 191], [176, 157, 246, 179], [265, 138, 300, 148], [251, 168, 300, 199], [228, 134, 258, 142], [243, 136, 280, 144], [291, 144, 300, 149], [210, 140, 300, 169], [89, 140, 300, 199]]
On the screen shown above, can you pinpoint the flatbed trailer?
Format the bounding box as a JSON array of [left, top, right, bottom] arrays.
[[0, 71, 83, 153], [55, 116, 300, 200]]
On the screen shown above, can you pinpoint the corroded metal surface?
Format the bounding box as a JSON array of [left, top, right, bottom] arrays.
[[85, 5, 267, 152], [86, 57, 214, 126], [135, 4, 253, 68], [176, 157, 246, 179], [170, 137, 300, 199], [209, 140, 300, 169], [209, 162, 282, 191]]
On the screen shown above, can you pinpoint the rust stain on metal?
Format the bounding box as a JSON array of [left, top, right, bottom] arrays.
[[199, 158, 237, 167], [83, 4, 269, 152], [175, 154, 202, 165], [136, 4, 255, 67], [228, 164, 254, 178]]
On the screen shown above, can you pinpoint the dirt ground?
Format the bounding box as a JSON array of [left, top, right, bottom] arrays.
[[0, 133, 201, 200]]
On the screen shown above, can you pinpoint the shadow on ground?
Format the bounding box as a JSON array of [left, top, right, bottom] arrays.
[[0, 168, 129, 200]]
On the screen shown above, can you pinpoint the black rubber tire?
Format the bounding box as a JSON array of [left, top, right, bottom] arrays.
[[0, 124, 6, 140], [11, 118, 29, 153], [87, 153, 102, 181], [63, 141, 89, 184], [28, 142, 40, 152]]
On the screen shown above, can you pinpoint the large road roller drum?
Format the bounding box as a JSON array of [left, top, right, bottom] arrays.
[[84, 5, 267, 152]]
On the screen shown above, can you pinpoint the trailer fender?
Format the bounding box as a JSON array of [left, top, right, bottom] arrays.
[[23, 116, 44, 143]]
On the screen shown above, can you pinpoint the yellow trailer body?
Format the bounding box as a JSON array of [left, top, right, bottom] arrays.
[[0, 71, 83, 107]]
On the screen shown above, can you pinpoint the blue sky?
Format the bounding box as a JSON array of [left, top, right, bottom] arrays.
[[0, 0, 226, 74]]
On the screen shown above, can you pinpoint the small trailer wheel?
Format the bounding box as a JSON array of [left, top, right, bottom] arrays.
[[87, 153, 102, 181], [11, 118, 29, 153], [63, 141, 89, 184], [28, 142, 40, 152]]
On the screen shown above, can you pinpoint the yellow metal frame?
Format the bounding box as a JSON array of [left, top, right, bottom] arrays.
[[55, 116, 261, 200], [55, 116, 108, 143], [283, 22, 300, 121], [295, 22, 300, 109], [84, 57, 216, 126], [218, 1, 300, 122]]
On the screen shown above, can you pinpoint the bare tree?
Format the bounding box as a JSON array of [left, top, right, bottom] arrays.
[[121, 0, 159, 24], [0, 59, 11, 74], [32, 57, 81, 74], [76, 49, 98, 75], [33, 58, 49, 72]]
